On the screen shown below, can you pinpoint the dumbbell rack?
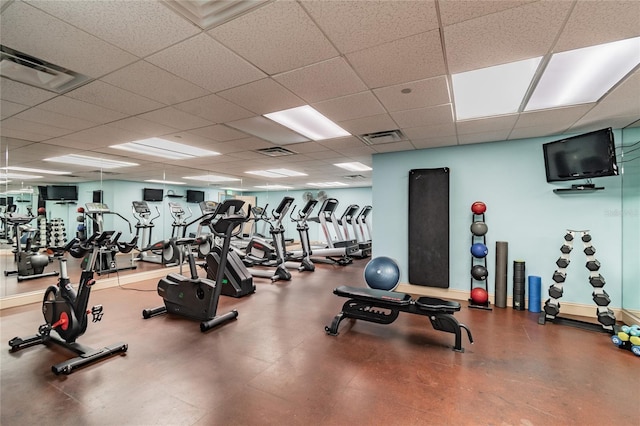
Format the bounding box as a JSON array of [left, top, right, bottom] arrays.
[[469, 210, 491, 310], [47, 219, 67, 247], [538, 229, 615, 334]]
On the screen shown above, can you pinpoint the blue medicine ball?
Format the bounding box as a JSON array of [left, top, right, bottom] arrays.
[[471, 243, 488, 258], [364, 256, 400, 291]]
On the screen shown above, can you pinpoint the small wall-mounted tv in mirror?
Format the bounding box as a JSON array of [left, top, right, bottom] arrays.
[[186, 190, 205, 203], [143, 188, 164, 202]]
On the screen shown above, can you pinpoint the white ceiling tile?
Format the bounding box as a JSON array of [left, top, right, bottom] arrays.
[[25, 0, 200, 57], [346, 30, 445, 88], [12, 108, 96, 132], [187, 125, 248, 142], [36, 97, 127, 124], [438, 0, 538, 26], [457, 129, 512, 145], [372, 141, 415, 153], [217, 78, 304, 115], [173, 94, 254, 124], [513, 105, 594, 130], [319, 136, 367, 151], [66, 81, 164, 115], [107, 117, 179, 139], [0, 100, 29, 119], [338, 114, 398, 136], [1, 117, 72, 139], [1, 1, 137, 77], [61, 125, 147, 148], [508, 124, 574, 141], [101, 61, 210, 105], [444, 1, 573, 73], [411, 135, 459, 149], [456, 115, 518, 135], [0, 127, 50, 142], [137, 107, 214, 131], [274, 57, 368, 103], [373, 76, 451, 112], [146, 34, 265, 93], [209, 1, 338, 74], [403, 122, 457, 140], [313, 92, 386, 123], [0, 79, 58, 106], [302, 0, 438, 53], [391, 104, 454, 129], [555, 1, 640, 52], [284, 142, 330, 154]]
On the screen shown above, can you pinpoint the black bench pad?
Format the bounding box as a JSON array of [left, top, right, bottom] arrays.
[[333, 285, 411, 306], [415, 297, 461, 313]]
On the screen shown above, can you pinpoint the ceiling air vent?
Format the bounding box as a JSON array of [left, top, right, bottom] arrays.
[[358, 129, 406, 145], [342, 174, 367, 180], [0, 45, 92, 94], [255, 147, 297, 157]]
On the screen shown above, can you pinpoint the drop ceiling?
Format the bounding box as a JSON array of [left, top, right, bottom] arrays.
[[1, 0, 639, 192]]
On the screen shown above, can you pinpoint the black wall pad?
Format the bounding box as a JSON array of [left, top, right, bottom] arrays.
[[408, 168, 450, 288]]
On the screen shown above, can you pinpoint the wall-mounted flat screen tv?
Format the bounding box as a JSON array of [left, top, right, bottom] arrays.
[[46, 185, 78, 201], [186, 190, 205, 204], [543, 127, 618, 182], [143, 188, 164, 202]]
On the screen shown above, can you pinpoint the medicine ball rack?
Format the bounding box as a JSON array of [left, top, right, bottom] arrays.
[[469, 203, 491, 310], [538, 229, 615, 334]]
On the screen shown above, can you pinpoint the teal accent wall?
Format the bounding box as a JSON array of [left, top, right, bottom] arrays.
[[621, 127, 640, 312], [372, 131, 624, 307]]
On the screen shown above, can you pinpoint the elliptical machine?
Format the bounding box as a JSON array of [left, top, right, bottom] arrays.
[[4, 212, 58, 282], [241, 196, 294, 282], [142, 199, 248, 332], [285, 199, 317, 272], [8, 232, 129, 374], [132, 200, 179, 266]]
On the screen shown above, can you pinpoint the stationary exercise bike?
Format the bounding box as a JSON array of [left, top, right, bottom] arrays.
[[142, 199, 248, 332], [8, 231, 128, 374], [4, 212, 58, 282]]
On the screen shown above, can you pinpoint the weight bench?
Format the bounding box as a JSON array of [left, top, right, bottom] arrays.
[[325, 285, 473, 352]]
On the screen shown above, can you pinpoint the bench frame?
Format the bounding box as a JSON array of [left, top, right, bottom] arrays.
[[325, 286, 473, 352]]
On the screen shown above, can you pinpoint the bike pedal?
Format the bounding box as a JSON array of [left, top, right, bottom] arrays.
[[91, 305, 104, 322]]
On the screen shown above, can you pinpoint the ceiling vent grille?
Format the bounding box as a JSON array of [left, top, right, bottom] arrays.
[[342, 174, 367, 180], [255, 147, 297, 157], [0, 45, 92, 94], [358, 129, 406, 145], [162, 0, 272, 30]]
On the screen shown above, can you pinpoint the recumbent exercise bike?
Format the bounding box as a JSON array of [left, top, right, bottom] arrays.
[[8, 231, 128, 374], [142, 199, 248, 332]]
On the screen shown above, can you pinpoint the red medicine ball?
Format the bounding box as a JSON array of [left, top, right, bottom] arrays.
[[471, 201, 486, 215]]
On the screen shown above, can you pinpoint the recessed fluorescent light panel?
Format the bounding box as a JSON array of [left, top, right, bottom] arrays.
[[452, 57, 542, 120], [145, 179, 185, 185], [307, 182, 348, 187], [254, 184, 293, 190], [111, 138, 219, 160], [0, 172, 42, 180], [246, 169, 307, 178], [526, 36, 640, 111], [334, 162, 372, 172], [226, 116, 310, 144], [183, 175, 241, 183], [2, 166, 71, 175], [264, 105, 350, 141], [45, 154, 138, 169]]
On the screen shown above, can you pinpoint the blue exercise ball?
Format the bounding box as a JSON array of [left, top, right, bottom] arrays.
[[364, 256, 400, 291], [471, 243, 488, 258]]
